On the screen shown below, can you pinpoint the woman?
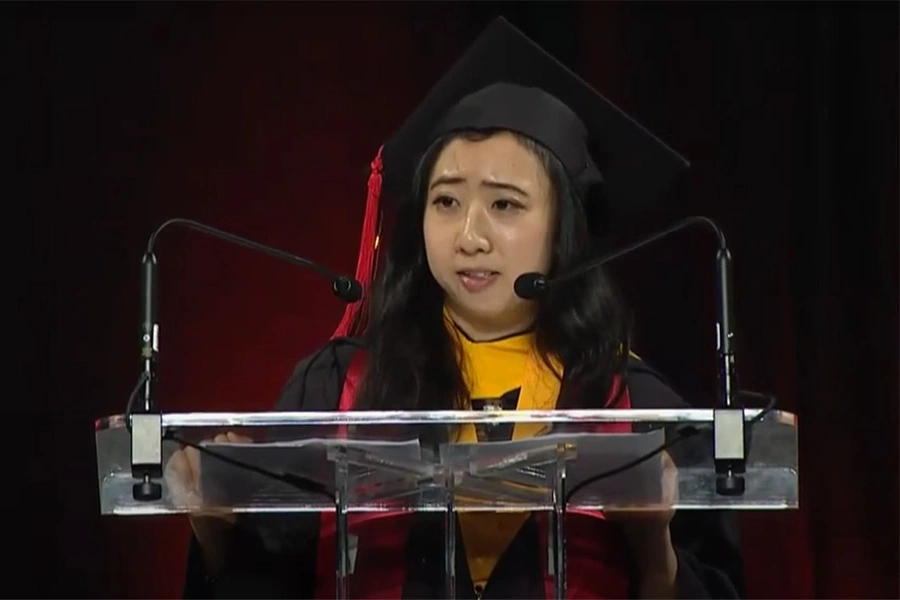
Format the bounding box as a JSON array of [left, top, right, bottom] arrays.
[[176, 18, 745, 599]]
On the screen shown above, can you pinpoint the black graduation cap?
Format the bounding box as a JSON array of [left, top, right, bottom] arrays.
[[381, 16, 689, 217], [332, 16, 689, 339]]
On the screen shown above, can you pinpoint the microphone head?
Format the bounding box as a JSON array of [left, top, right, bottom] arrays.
[[514, 272, 547, 300], [332, 276, 363, 303]]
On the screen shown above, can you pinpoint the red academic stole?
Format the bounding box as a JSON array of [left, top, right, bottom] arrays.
[[312, 351, 633, 599]]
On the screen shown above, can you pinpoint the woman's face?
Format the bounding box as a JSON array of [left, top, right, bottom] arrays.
[[423, 131, 555, 340]]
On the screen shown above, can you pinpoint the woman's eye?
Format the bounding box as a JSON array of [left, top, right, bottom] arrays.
[[432, 195, 457, 208], [493, 199, 522, 211]]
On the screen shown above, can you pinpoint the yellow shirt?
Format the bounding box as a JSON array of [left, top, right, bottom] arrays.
[[447, 318, 562, 591]]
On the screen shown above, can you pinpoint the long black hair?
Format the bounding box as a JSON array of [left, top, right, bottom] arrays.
[[352, 129, 632, 412]]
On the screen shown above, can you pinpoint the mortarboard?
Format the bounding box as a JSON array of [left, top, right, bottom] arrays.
[[332, 17, 689, 338]]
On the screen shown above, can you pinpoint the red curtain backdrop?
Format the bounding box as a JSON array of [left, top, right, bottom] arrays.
[[13, 2, 897, 598]]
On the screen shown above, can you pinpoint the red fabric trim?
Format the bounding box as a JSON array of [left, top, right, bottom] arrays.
[[314, 352, 407, 598], [313, 511, 411, 599], [536, 376, 632, 599], [602, 371, 633, 430], [535, 511, 632, 599]]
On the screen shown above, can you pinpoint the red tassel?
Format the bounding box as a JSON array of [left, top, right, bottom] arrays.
[[331, 145, 384, 339]]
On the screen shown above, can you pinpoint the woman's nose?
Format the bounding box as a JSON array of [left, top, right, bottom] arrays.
[[457, 208, 491, 255]]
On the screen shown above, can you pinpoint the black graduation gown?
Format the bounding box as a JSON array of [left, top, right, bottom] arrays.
[[182, 339, 746, 599]]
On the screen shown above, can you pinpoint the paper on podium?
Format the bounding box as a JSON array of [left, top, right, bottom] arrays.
[[440, 428, 668, 511], [196, 437, 434, 512], [192, 429, 669, 513]]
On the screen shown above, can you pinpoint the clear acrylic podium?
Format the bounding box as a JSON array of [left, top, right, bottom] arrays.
[[95, 408, 798, 598]]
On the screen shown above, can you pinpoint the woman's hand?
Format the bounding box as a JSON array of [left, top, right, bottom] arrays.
[[165, 431, 251, 516], [604, 450, 680, 597], [164, 431, 252, 573]]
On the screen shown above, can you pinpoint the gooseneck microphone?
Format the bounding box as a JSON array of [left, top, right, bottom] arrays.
[[514, 216, 727, 298], [514, 215, 748, 496], [128, 217, 363, 501], [144, 218, 363, 303]]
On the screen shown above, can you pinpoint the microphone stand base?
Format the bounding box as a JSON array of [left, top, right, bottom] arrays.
[[715, 473, 745, 496], [133, 479, 163, 502]]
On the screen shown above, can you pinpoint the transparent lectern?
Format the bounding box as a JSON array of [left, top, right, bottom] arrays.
[[95, 407, 798, 598]]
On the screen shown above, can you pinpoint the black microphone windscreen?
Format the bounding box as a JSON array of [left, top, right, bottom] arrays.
[[514, 272, 546, 300], [333, 276, 363, 302], [346, 280, 363, 302]]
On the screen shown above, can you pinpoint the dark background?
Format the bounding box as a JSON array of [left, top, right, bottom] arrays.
[[12, 1, 898, 598]]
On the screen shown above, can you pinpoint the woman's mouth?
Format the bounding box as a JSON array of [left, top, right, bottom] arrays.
[[457, 270, 500, 292]]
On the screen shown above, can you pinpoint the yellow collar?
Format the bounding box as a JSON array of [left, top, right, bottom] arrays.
[[444, 308, 562, 440]]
